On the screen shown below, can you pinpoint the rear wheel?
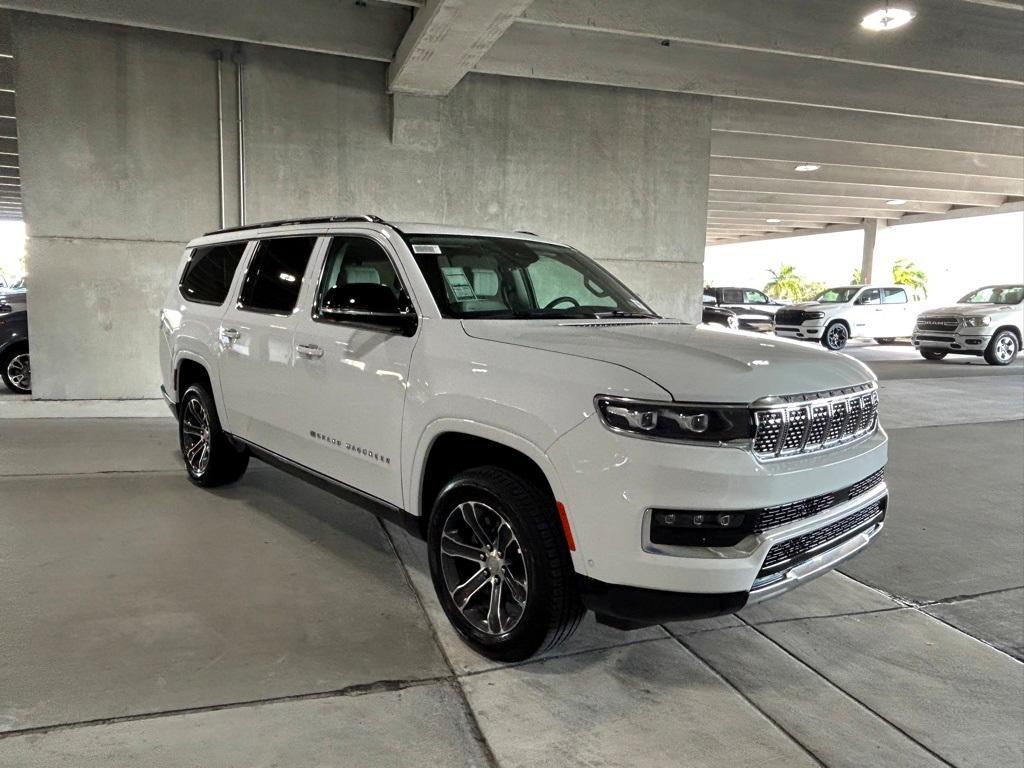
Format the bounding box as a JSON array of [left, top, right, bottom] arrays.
[[0, 344, 30, 393], [178, 384, 249, 487], [874, 337, 896, 345], [984, 330, 1019, 366], [920, 349, 947, 361], [427, 466, 584, 662], [822, 322, 849, 351]]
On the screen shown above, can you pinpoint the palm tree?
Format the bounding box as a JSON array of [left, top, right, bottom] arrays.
[[764, 265, 805, 301], [850, 267, 863, 284], [891, 258, 928, 299]]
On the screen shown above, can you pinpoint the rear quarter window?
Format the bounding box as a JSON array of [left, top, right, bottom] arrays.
[[179, 242, 248, 305]]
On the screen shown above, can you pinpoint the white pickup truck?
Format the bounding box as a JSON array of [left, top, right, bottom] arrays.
[[773, 285, 917, 350]]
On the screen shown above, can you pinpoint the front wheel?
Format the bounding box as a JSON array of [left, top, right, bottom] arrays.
[[427, 466, 584, 662], [178, 384, 249, 487], [822, 322, 849, 351], [984, 330, 1019, 366], [0, 345, 30, 393], [920, 349, 947, 361]]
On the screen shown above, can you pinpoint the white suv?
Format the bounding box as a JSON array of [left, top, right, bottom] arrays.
[[159, 216, 888, 660], [774, 285, 917, 350], [913, 284, 1023, 365]]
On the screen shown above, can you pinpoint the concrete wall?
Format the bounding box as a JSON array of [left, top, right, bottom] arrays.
[[13, 13, 710, 400]]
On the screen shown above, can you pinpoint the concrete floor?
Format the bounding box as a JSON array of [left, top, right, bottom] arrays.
[[1, 342, 1021, 766]]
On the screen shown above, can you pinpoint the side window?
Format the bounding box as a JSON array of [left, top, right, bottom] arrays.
[[237, 236, 317, 315], [882, 288, 908, 304], [179, 242, 248, 305], [859, 289, 881, 305], [744, 290, 768, 304], [314, 236, 412, 321], [722, 289, 744, 304]]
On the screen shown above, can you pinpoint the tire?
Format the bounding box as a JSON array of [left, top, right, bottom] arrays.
[[0, 344, 30, 394], [178, 383, 249, 487], [821, 322, 849, 351], [984, 330, 1019, 366], [874, 337, 896, 345], [920, 349, 947, 361], [427, 466, 584, 662]]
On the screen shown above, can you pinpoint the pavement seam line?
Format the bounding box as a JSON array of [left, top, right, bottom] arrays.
[[909, 606, 1024, 664], [376, 520, 502, 768], [737, 615, 959, 768], [667, 631, 826, 768], [0, 676, 451, 741]]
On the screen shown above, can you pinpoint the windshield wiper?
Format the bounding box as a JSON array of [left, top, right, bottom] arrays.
[[592, 309, 657, 319]]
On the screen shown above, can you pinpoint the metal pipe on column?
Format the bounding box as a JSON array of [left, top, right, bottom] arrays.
[[234, 52, 246, 226], [214, 51, 226, 230]]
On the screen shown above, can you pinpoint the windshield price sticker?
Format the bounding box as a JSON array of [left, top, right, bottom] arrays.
[[440, 266, 477, 301]]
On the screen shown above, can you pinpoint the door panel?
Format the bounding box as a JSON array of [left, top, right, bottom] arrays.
[[217, 235, 321, 454], [290, 234, 418, 506], [847, 288, 882, 337]]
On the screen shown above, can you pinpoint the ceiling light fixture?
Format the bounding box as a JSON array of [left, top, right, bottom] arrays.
[[861, 4, 915, 31], [766, 218, 782, 223], [794, 164, 820, 172], [886, 199, 908, 206]]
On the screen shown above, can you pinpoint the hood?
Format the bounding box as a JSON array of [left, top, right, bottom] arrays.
[[782, 301, 835, 312], [920, 303, 1019, 317], [461, 319, 874, 403]]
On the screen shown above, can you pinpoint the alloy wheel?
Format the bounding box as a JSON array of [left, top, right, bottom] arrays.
[[438, 500, 528, 635], [827, 324, 848, 349], [181, 397, 212, 476], [6, 352, 30, 392], [994, 334, 1016, 363]]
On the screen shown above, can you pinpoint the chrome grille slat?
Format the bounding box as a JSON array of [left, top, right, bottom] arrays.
[[752, 384, 878, 461], [916, 316, 960, 332]]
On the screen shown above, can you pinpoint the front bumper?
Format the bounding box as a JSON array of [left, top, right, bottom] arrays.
[[775, 322, 824, 341], [912, 328, 990, 355], [548, 414, 887, 620]]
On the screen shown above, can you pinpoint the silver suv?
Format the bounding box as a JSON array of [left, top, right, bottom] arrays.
[[913, 284, 1023, 365]]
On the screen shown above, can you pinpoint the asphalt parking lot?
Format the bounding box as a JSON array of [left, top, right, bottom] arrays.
[[1, 341, 1021, 767]]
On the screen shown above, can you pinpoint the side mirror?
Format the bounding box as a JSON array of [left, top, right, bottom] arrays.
[[320, 284, 417, 336]]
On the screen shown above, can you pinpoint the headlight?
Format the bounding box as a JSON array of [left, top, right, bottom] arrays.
[[805, 311, 825, 320], [963, 315, 991, 327], [595, 396, 752, 444]]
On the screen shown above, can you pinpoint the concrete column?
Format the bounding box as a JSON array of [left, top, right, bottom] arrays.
[[861, 218, 887, 283]]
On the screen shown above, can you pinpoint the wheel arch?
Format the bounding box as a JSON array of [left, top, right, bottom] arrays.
[[992, 324, 1022, 346], [173, 353, 215, 413], [410, 423, 566, 538]]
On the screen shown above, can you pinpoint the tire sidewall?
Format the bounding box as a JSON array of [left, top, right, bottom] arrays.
[[986, 331, 1018, 366], [427, 474, 553, 658], [178, 384, 222, 484]]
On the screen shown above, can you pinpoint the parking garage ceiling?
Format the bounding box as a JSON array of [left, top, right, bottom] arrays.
[[0, 0, 1021, 239]]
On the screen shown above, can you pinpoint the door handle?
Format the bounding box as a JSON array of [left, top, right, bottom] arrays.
[[296, 343, 324, 359], [221, 327, 241, 341]]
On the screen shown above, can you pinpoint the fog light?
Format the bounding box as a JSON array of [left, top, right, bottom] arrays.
[[653, 511, 745, 529]]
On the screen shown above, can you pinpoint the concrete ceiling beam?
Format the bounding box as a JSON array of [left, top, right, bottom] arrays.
[[708, 176, 1008, 208], [0, 0, 410, 62], [710, 201, 903, 218], [710, 133, 1024, 178], [708, 191, 950, 214], [709, 158, 1024, 197], [712, 98, 1024, 157], [520, 0, 1024, 84], [388, 0, 534, 95]]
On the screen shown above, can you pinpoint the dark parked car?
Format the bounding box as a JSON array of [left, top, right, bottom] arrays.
[[703, 286, 783, 331], [702, 295, 739, 329], [0, 294, 29, 393]]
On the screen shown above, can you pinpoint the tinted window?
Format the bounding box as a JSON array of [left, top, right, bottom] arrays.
[[314, 236, 412, 321], [882, 288, 908, 304], [179, 242, 248, 304], [237, 237, 317, 314], [859, 289, 881, 305], [722, 289, 744, 304]]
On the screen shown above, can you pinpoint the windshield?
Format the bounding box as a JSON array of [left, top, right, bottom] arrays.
[[957, 285, 1023, 305], [813, 287, 860, 303], [405, 235, 657, 319]]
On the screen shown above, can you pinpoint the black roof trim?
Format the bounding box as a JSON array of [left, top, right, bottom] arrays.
[[204, 215, 387, 237]]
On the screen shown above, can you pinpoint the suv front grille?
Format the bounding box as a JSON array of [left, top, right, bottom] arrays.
[[753, 468, 884, 533], [774, 309, 809, 326], [758, 499, 886, 577], [752, 384, 878, 460], [916, 316, 960, 332]]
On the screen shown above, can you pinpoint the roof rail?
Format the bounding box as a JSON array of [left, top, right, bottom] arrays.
[[203, 215, 387, 237]]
